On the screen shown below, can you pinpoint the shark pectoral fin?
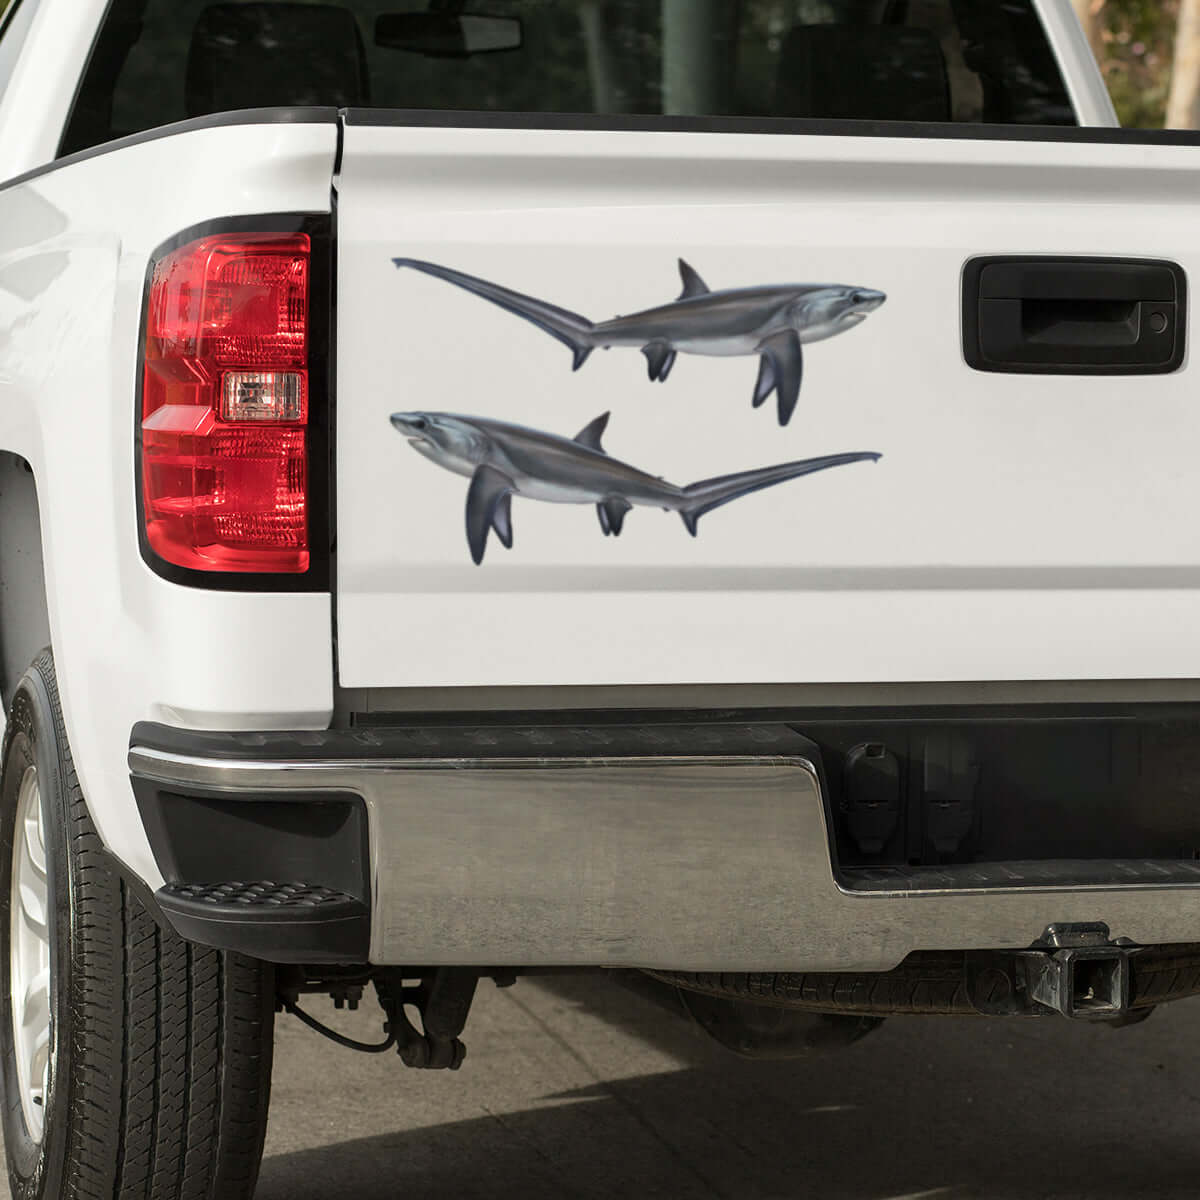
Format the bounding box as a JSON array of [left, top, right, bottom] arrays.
[[596, 497, 631, 536], [753, 355, 775, 408], [677, 258, 711, 300], [642, 341, 675, 383], [574, 412, 610, 452], [758, 331, 804, 426], [465, 465, 515, 565], [602, 497, 632, 537], [492, 492, 514, 549]]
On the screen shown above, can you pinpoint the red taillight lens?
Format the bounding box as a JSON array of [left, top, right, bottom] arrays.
[[141, 233, 311, 573]]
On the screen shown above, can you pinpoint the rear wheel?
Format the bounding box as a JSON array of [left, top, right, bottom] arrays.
[[0, 650, 275, 1200]]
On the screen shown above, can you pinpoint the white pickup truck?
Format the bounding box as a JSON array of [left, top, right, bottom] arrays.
[[2, 0, 1200, 1196]]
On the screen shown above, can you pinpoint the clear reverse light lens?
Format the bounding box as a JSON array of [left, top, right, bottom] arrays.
[[221, 371, 306, 422]]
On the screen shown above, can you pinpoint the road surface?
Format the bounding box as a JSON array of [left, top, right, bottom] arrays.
[[250, 973, 1200, 1200]]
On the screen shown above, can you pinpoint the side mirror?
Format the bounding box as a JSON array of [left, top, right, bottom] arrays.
[[375, 11, 523, 58]]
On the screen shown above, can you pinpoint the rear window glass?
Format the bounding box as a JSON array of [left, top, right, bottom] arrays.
[[62, 0, 1076, 156]]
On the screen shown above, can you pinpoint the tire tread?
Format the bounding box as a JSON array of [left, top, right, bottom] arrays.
[[651, 946, 1200, 1017], [4, 651, 274, 1200]]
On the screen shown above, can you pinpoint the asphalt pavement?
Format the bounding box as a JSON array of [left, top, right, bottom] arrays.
[[251, 973, 1200, 1200], [3, 972, 1197, 1199]]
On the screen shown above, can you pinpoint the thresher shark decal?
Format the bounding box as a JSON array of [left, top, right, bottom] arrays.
[[390, 411, 880, 565], [392, 258, 886, 426]]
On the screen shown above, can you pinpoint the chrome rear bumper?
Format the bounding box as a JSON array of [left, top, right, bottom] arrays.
[[128, 729, 1200, 972]]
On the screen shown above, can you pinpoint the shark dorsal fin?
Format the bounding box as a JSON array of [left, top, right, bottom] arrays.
[[677, 259, 711, 301], [574, 412, 610, 453]]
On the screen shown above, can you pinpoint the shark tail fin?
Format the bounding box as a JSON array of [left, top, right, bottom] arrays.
[[393, 257, 597, 370], [679, 452, 880, 536]]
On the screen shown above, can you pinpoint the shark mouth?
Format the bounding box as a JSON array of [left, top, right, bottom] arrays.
[[390, 415, 432, 447]]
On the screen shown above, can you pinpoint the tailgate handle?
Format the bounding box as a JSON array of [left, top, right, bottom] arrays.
[[963, 257, 1186, 375]]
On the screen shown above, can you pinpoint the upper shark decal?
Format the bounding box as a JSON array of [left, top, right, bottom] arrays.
[[392, 258, 886, 427], [390, 411, 880, 564]]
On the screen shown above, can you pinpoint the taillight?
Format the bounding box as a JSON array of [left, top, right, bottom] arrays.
[[140, 233, 311, 574]]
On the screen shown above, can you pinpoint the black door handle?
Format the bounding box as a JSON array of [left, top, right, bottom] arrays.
[[963, 257, 1186, 374]]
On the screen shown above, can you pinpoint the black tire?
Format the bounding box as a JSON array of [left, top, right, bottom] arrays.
[[645, 958, 980, 1017], [649, 945, 1200, 1017], [0, 650, 275, 1200]]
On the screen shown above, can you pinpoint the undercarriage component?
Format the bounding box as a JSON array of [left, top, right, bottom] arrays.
[[615, 969, 882, 1058], [646, 935, 1200, 1020], [375, 968, 479, 1070], [277, 966, 481, 1067], [679, 990, 882, 1058], [276, 965, 397, 1052], [284, 1000, 397, 1053]]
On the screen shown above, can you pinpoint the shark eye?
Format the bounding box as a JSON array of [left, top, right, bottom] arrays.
[[409, 417, 428, 432]]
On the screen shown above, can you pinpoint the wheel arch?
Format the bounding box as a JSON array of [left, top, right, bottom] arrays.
[[0, 451, 51, 714]]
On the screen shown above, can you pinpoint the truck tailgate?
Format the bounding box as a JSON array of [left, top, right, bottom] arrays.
[[334, 118, 1200, 689]]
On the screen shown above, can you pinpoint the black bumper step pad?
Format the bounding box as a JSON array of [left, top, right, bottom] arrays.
[[157, 881, 369, 964]]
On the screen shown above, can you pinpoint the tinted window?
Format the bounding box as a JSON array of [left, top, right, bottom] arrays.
[[0, 0, 42, 112], [62, 0, 1075, 155]]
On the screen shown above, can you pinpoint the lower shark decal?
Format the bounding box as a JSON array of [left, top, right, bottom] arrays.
[[392, 258, 886, 427], [390, 411, 880, 564]]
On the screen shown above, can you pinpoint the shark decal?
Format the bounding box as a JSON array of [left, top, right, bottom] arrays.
[[390, 411, 880, 564], [392, 258, 886, 427]]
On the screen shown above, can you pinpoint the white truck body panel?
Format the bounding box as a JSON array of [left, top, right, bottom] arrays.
[[335, 122, 1200, 689], [0, 119, 340, 887]]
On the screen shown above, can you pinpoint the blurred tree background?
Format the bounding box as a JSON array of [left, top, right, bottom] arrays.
[[1, 0, 1196, 127], [1073, 0, 1196, 126]]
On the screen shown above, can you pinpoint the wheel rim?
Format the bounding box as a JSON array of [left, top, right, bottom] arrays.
[[10, 765, 50, 1142]]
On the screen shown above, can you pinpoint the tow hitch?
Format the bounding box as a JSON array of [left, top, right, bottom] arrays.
[[1020, 924, 1138, 1020], [968, 923, 1142, 1020]]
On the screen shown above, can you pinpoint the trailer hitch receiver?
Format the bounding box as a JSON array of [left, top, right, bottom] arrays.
[[1019, 923, 1138, 1021]]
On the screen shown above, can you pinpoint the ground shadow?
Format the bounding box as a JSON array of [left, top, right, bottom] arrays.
[[257, 974, 1200, 1200]]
